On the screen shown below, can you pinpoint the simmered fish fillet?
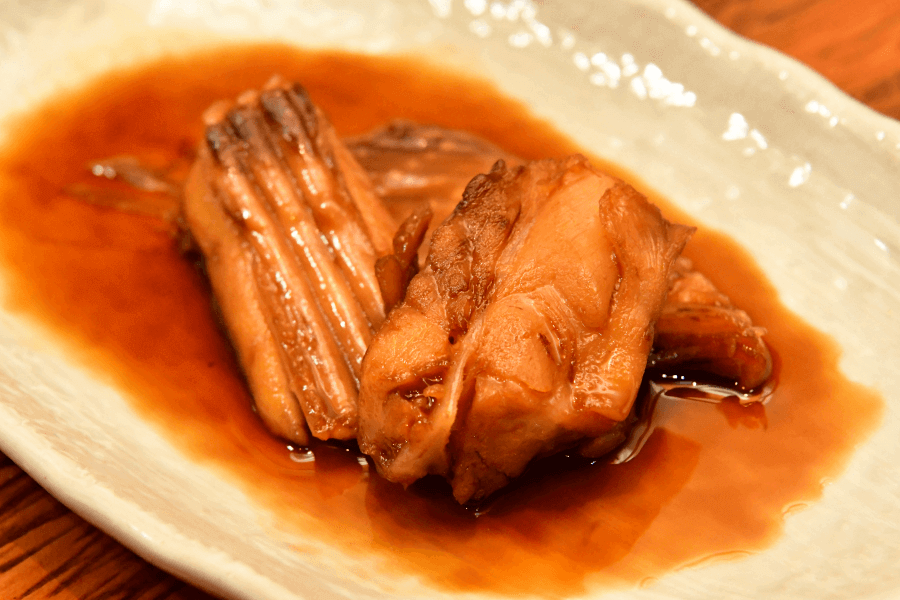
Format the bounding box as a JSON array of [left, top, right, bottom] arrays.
[[182, 78, 395, 443], [349, 122, 772, 393], [650, 257, 772, 392], [357, 156, 694, 503], [347, 120, 515, 223], [348, 121, 517, 264]]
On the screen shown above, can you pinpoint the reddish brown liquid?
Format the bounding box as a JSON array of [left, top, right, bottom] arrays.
[[0, 44, 883, 597]]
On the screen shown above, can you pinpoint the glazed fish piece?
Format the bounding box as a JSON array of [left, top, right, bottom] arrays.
[[182, 78, 395, 442], [357, 156, 694, 503], [650, 257, 772, 392], [349, 122, 772, 393], [348, 121, 517, 262], [347, 120, 516, 223]]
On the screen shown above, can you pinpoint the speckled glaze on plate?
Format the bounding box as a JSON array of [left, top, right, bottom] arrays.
[[0, 1, 898, 599]]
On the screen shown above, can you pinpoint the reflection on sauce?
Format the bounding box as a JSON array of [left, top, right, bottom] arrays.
[[0, 44, 883, 596]]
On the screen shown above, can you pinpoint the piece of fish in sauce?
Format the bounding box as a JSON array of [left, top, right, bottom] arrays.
[[182, 77, 395, 443], [358, 155, 694, 503]]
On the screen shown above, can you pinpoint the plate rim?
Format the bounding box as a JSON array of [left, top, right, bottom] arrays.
[[0, 1, 898, 599]]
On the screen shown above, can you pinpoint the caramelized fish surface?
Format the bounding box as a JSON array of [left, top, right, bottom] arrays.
[[359, 156, 693, 503], [183, 78, 395, 442]]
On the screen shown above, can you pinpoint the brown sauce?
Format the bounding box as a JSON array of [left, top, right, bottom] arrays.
[[0, 44, 883, 597]]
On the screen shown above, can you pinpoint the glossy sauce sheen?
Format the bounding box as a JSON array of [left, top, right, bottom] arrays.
[[0, 45, 883, 596]]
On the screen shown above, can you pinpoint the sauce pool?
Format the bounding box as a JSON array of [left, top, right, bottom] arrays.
[[0, 44, 883, 597]]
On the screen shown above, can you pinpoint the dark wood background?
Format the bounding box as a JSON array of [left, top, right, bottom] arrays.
[[1, 1, 898, 598]]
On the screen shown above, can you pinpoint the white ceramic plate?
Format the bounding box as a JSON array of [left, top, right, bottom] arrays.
[[0, 1, 898, 599]]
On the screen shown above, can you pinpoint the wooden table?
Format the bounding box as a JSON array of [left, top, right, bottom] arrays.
[[1, 1, 898, 598]]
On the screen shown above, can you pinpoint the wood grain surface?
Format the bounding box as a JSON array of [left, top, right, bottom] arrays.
[[1, 1, 898, 598], [696, 0, 900, 119]]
